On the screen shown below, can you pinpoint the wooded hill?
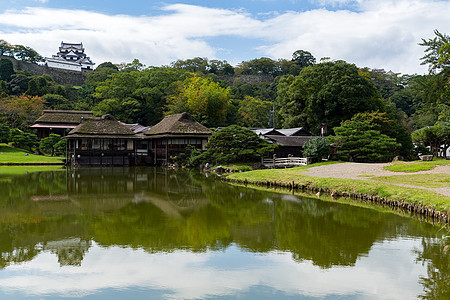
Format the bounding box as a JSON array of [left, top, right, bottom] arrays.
[[0, 30, 449, 161]]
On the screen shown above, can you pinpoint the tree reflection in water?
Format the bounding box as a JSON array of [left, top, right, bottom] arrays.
[[0, 167, 448, 297]]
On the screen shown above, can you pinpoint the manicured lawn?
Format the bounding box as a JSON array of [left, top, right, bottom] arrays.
[[227, 162, 450, 213], [0, 143, 64, 164], [371, 174, 450, 188], [384, 158, 450, 172]]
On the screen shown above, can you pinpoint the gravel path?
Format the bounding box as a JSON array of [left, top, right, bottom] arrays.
[[304, 162, 450, 197]]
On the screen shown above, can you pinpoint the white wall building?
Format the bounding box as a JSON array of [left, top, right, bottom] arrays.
[[45, 42, 95, 72]]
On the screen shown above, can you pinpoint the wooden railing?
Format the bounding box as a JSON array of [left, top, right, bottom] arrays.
[[263, 157, 309, 168]]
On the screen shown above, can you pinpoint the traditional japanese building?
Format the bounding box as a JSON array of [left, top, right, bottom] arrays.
[[144, 112, 213, 165], [45, 42, 95, 71], [65, 114, 140, 166], [216, 126, 316, 158], [31, 110, 94, 139]]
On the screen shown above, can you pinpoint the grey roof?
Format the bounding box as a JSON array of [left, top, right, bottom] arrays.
[[144, 112, 212, 137], [125, 123, 151, 134], [251, 128, 284, 136], [60, 42, 84, 50], [277, 127, 311, 136], [265, 135, 317, 147]]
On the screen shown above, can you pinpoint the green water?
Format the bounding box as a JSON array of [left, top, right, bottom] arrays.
[[0, 167, 448, 299]]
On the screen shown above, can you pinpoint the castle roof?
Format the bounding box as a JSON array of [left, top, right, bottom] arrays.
[[60, 42, 83, 50]]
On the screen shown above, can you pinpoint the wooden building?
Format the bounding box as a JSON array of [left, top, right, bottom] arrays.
[[65, 114, 139, 166], [144, 112, 212, 165], [264, 135, 316, 157], [31, 110, 94, 139]]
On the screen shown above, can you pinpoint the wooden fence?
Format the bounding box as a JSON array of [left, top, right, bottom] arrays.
[[263, 157, 310, 168]]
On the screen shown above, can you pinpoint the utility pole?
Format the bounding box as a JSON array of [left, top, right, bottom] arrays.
[[269, 103, 276, 129]]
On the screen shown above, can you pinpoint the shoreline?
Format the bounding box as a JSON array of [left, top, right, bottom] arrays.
[[223, 162, 450, 224], [0, 163, 65, 166], [221, 176, 450, 224]]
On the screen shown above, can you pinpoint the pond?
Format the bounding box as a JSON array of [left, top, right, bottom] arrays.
[[0, 167, 448, 299]]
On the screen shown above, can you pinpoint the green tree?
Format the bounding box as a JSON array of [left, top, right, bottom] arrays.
[[119, 58, 145, 72], [13, 45, 43, 64], [10, 129, 38, 151], [208, 59, 234, 75], [303, 137, 330, 161], [0, 124, 10, 143], [171, 57, 209, 74], [0, 95, 44, 129], [412, 123, 450, 158], [7, 71, 34, 95], [0, 59, 14, 81], [53, 139, 67, 156], [167, 75, 230, 127], [42, 94, 72, 110], [235, 57, 280, 76], [329, 120, 400, 162], [92, 66, 189, 125], [97, 61, 119, 71], [359, 68, 403, 100], [39, 134, 62, 156], [0, 80, 8, 96], [292, 50, 316, 68], [351, 111, 414, 159], [85, 64, 119, 88], [193, 125, 277, 165], [237, 95, 273, 128], [0, 40, 13, 56], [26, 74, 54, 96], [277, 61, 384, 134], [419, 30, 450, 73]]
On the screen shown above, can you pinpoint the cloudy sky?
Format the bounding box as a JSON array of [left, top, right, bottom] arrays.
[[0, 0, 448, 74]]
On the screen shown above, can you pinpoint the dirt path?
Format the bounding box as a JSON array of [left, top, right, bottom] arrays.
[[304, 163, 450, 197]]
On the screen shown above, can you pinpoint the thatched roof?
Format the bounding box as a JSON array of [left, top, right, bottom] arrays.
[[35, 110, 94, 124], [67, 115, 137, 138], [144, 112, 212, 137]]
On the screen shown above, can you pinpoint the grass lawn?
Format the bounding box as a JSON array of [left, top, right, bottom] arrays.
[[384, 158, 450, 172], [0, 165, 65, 177], [370, 174, 450, 188], [227, 161, 450, 213], [0, 143, 64, 164]]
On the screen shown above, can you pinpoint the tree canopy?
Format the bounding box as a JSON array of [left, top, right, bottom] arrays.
[[419, 29, 450, 73], [329, 119, 400, 162], [167, 75, 231, 127], [193, 125, 277, 165], [277, 61, 384, 134]]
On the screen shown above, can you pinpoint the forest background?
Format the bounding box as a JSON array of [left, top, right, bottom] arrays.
[[0, 30, 448, 161]]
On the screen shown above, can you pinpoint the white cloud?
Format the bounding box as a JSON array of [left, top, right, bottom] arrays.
[[0, 1, 448, 74], [0, 240, 427, 299]]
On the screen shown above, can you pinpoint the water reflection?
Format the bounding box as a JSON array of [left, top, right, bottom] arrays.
[[0, 167, 448, 299]]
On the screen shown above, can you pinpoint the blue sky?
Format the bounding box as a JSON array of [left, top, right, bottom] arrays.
[[0, 0, 449, 74]]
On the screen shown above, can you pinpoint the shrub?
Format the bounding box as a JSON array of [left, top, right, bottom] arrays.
[[303, 137, 330, 161]]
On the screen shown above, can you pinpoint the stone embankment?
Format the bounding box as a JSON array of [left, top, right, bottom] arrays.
[[1, 55, 87, 86]]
